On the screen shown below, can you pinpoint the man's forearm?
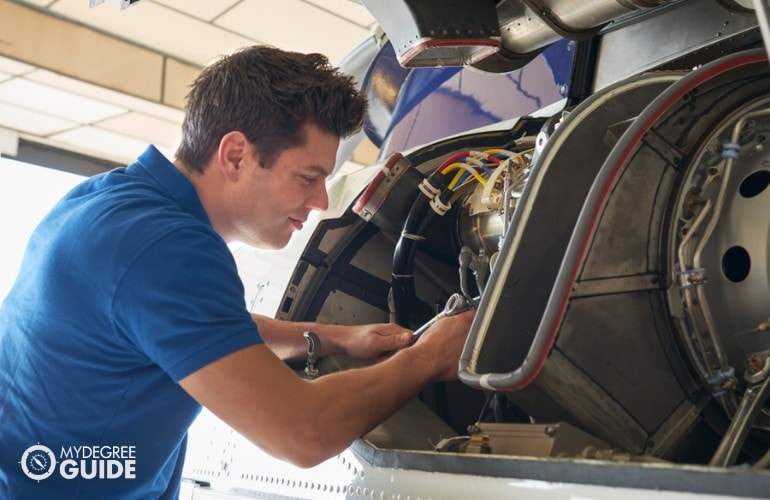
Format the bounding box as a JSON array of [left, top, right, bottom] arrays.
[[251, 313, 347, 361], [286, 341, 441, 466], [180, 311, 472, 468]]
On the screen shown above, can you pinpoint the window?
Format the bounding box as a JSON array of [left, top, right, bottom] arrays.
[[0, 157, 84, 300]]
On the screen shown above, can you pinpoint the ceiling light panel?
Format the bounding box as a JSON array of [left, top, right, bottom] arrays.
[[14, 0, 53, 6], [52, 0, 255, 66], [151, 0, 241, 22], [305, 0, 375, 27], [96, 111, 180, 147], [0, 78, 126, 123], [0, 101, 78, 135], [26, 69, 184, 124], [50, 125, 157, 164], [0, 55, 35, 76], [216, 0, 370, 64]]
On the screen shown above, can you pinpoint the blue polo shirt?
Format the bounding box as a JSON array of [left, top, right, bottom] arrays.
[[0, 146, 262, 499]]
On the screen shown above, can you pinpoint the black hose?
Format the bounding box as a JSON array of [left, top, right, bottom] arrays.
[[391, 172, 451, 327]]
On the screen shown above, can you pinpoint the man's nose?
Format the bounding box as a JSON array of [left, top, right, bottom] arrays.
[[307, 181, 329, 211]]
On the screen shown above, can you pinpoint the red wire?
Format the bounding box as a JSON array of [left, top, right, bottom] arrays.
[[438, 151, 470, 172], [438, 151, 504, 174]]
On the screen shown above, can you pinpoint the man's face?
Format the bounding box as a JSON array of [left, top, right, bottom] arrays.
[[231, 123, 338, 249]]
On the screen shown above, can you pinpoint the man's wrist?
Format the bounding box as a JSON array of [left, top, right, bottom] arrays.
[[389, 340, 441, 383], [308, 322, 348, 357]]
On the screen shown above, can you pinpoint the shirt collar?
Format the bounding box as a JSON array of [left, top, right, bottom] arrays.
[[129, 145, 212, 227]]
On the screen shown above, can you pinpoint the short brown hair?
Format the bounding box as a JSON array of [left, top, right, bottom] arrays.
[[176, 45, 367, 173]]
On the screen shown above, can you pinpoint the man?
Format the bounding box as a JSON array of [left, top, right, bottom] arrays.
[[0, 46, 473, 498]]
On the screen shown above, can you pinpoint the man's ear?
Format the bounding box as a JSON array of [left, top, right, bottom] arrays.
[[217, 131, 252, 182]]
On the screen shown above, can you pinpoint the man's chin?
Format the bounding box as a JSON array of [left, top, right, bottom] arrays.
[[235, 233, 291, 250], [258, 239, 290, 250]]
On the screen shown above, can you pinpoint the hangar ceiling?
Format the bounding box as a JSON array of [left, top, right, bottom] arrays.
[[0, 0, 377, 167]]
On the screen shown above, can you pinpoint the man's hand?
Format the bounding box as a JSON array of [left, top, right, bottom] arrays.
[[251, 313, 412, 362], [412, 309, 475, 381], [336, 322, 413, 361]]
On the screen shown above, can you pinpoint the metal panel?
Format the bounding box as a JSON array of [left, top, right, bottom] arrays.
[[594, 0, 760, 90]]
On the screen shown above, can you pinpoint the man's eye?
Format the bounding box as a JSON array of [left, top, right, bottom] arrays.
[[302, 176, 316, 184]]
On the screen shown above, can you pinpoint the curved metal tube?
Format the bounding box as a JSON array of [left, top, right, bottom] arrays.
[[676, 198, 713, 378], [458, 50, 767, 391], [710, 375, 770, 466]]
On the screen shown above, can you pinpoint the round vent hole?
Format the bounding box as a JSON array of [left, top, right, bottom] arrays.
[[722, 246, 750, 282], [739, 170, 770, 198]]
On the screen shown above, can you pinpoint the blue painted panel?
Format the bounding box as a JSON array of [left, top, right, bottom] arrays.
[[377, 39, 574, 157]]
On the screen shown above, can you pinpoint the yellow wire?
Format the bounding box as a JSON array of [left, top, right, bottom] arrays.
[[448, 169, 465, 190], [483, 148, 517, 157], [443, 162, 487, 189]]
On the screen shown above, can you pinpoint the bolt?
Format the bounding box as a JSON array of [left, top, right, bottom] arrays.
[[745, 355, 764, 374]]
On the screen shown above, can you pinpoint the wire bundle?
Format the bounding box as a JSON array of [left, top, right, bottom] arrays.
[[438, 149, 519, 191]]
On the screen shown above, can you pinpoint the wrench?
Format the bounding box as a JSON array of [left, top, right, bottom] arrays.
[[411, 293, 472, 342]]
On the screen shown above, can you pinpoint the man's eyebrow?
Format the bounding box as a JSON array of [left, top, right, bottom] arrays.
[[306, 165, 332, 177]]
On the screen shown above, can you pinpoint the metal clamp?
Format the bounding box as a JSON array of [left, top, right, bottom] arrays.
[[677, 267, 707, 288], [303, 331, 321, 379]]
